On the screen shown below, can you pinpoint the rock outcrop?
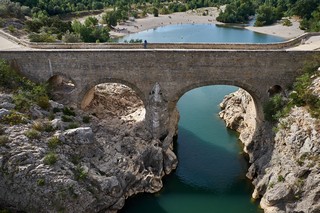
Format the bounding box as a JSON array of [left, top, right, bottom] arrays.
[[0, 83, 178, 212], [219, 86, 320, 213]]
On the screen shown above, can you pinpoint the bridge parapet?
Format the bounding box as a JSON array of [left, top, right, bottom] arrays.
[[1, 29, 320, 50]]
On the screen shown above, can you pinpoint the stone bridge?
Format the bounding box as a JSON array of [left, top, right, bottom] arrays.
[[0, 47, 320, 139]]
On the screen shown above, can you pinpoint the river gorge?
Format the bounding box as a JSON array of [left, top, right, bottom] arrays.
[[1, 23, 319, 213]]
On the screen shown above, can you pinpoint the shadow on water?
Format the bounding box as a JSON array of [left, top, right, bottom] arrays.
[[119, 126, 262, 213]]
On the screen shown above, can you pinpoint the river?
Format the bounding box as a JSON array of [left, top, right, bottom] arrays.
[[119, 24, 283, 213]]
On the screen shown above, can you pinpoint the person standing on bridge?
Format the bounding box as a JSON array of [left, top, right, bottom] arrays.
[[143, 40, 148, 49]]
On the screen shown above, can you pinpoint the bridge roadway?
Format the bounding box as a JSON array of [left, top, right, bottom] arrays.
[[1, 32, 320, 138]]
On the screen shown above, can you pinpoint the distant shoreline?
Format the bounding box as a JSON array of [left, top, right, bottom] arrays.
[[110, 7, 304, 40]]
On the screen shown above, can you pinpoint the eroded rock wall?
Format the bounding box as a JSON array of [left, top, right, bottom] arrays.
[[219, 87, 320, 213], [0, 83, 178, 212]]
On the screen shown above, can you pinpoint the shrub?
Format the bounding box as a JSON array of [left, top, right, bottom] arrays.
[[7, 25, 15, 33], [62, 30, 81, 43], [37, 95, 50, 109], [0, 125, 5, 135], [32, 121, 44, 131], [278, 175, 285, 182], [47, 136, 62, 149], [74, 165, 87, 181], [53, 107, 61, 113], [37, 178, 45, 186], [1, 111, 27, 125], [25, 129, 41, 139], [263, 94, 286, 122], [44, 122, 54, 132], [282, 19, 292, 26], [62, 107, 76, 116], [29, 32, 56, 42], [0, 135, 9, 146], [61, 115, 73, 122], [82, 116, 90, 123], [44, 152, 57, 165], [66, 122, 79, 130]]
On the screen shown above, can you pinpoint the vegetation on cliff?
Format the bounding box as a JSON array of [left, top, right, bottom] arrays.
[[264, 56, 320, 122]]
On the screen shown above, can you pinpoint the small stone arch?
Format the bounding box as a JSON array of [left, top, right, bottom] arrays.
[[268, 85, 284, 97], [47, 74, 76, 104], [79, 79, 147, 124], [79, 78, 146, 110]]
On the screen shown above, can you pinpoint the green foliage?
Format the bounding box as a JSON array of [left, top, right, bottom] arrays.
[[37, 178, 45, 186], [124, 38, 142, 43], [1, 111, 27, 125], [278, 175, 285, 182], [0, 125, 5, 134], [282, 19, 292, 26], [48, 136, 62, 149], [66, 122, 79, 129], [0, 135, 9, 146], [0, 0, 31, 18], [62, 30, 81, 43], [13, 83, 50, 112], [217, 0, 255, 23], [0, 59, 26, 90], [255, 4, 282, 26], [153, 7, 159, 17], [72, 18, 110, 43], [61, 115, 73, 122], [24, 129, 41, 139], [74, 165, 87, 181], [263, 94, 286, 122], [62, 107, 76, 116], [44, 152, 57, 165], [264, 56, 320, 122], [82, 116, 90, 123], [7, 24, 15, 33], [28, 32, 56, 42]]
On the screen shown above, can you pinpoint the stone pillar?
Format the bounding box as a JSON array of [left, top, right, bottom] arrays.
[[146, 82, 169, 140]]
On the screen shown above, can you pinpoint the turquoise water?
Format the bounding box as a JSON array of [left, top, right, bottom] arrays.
[[120, 86, 262, 213], [118, 24, 284, 43], [119, 24, 281, 213]]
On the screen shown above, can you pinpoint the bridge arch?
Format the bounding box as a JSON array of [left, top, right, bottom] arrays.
[[79, 78, 147, 111], [170, 80, 264, 123]]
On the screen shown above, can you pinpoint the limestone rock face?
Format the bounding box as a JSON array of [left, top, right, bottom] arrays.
[[0, 83, 178, 213], [219, 85, 320, 213]]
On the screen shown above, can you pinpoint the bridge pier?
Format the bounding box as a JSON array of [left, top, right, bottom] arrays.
[[145, 83, 170, 140]]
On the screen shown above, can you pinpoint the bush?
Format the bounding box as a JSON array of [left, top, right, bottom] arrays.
[[1, 111, 27, 125], [82, 116, 90, 123], [74, 165, 87, 181], [25, 129, 41, 139], [32, 120, 44, 131], [282, 19, 292, 26], [37, 95, 50, 109], [47, 136, 62, 149], [61, 115, 73, 122], [29, 32, 56, 42], [0, 135, 9, 146], [263, 94, 286, 122], [37, 178, 45, 186], [62, 107, 76, 116], [44, 152, 57, 165], [66, 122, 79, 130]]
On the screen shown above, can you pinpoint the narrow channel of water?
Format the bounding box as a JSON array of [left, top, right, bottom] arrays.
[[120, 86, 263, 213], [119, 24, 282, 212]]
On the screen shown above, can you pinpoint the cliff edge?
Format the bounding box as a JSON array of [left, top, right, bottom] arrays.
[[219, 84, 320, 212]]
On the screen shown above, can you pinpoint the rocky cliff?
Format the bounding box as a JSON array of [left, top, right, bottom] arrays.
[[219, 84, 320, 212], [0, 83, 178, 212]]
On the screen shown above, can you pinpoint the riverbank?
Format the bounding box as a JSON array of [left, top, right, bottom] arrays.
[[110, 8, 304, 40]]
